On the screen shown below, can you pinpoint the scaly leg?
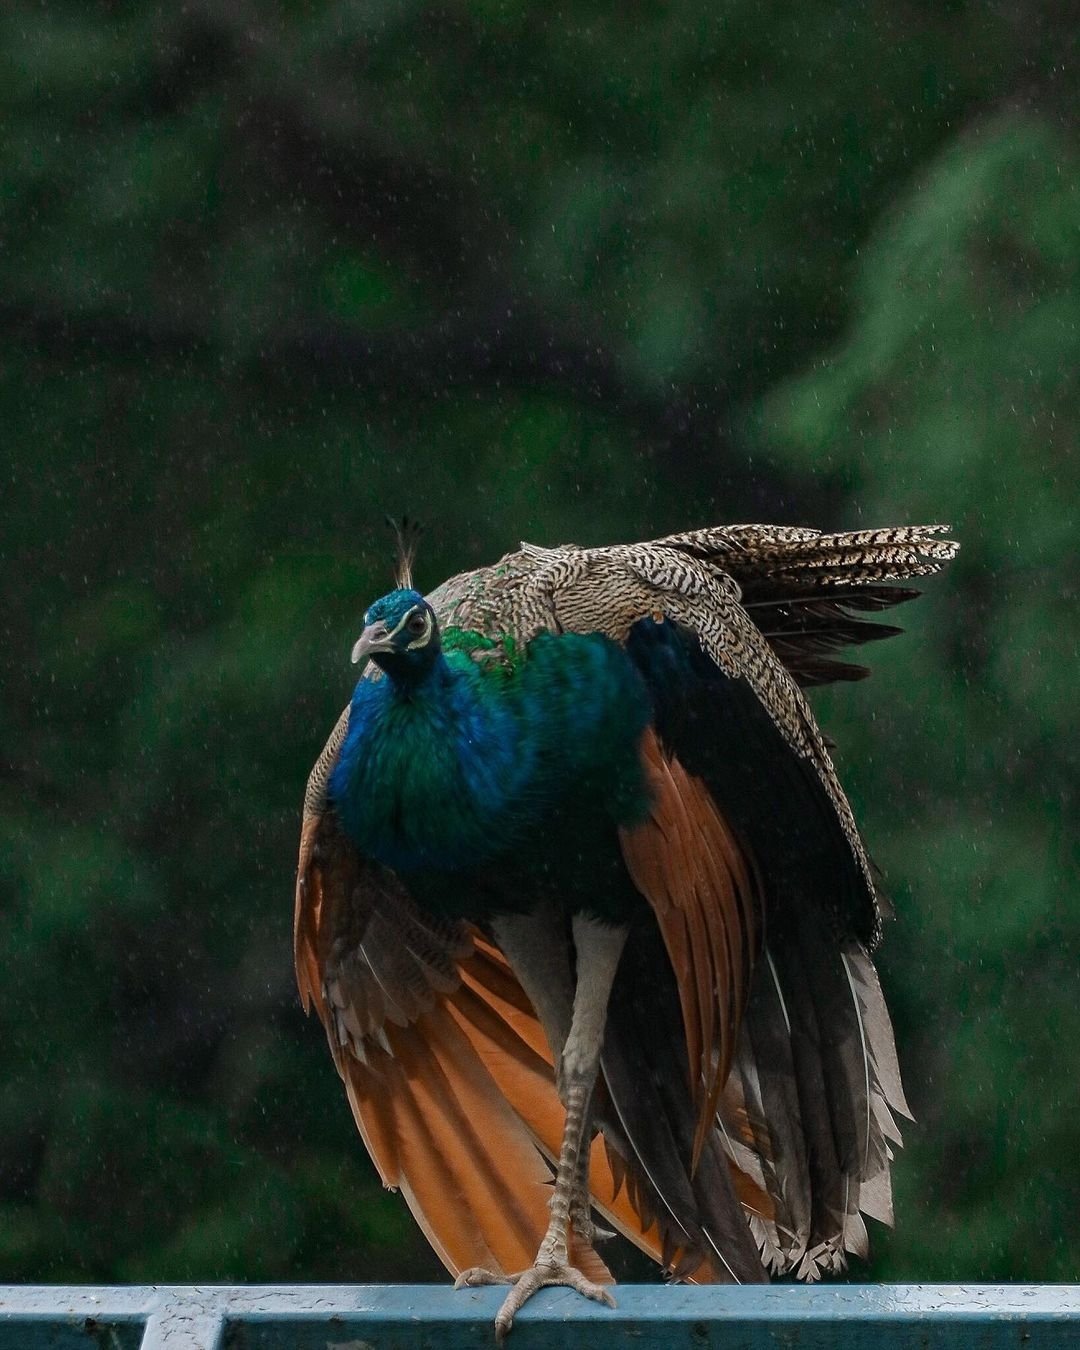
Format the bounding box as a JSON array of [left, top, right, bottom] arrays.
[[484, 912, 608, 1243], [568, 1089, 614, 1245], [457, 914, 627, 1341]]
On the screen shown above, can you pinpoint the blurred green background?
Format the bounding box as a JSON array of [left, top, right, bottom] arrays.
[[2, 0, 1077, 1286]]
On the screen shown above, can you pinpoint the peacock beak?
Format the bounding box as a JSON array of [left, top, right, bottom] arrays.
[[350, 621, 392, 665]]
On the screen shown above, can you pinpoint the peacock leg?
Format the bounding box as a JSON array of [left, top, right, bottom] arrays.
[[567, 1088, 614, 1246], [482, 913, 612, 1249], [457, 914, 627, 1341]]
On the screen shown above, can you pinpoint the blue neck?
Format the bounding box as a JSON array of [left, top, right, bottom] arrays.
[[371, 644, 444, 692], [330, 645, 529, 872]]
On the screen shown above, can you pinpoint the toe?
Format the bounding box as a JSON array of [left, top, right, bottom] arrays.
[[563, 1267, 617, 1307], [454, 1266, 507, 1289]]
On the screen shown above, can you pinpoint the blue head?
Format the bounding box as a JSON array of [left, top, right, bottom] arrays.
[[350, 588, 441, 685]]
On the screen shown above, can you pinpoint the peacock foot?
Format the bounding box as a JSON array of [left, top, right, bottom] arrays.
[[455, 1258, 616, 1342]]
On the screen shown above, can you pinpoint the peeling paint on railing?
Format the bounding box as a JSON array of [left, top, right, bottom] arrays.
[[1, 1284, 1078, 1349]]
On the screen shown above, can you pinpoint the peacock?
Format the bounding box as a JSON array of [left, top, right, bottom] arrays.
[[294, 521, 958, 1339]]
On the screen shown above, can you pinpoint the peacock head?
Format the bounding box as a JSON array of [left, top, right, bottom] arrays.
[[350, 588, 441, 682]]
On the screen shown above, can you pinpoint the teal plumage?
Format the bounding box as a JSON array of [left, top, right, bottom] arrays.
[[296, 522, 958, 1339], [330, 602, 651, 912]]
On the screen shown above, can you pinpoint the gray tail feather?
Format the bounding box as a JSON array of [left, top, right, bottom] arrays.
[[599, 921, 767, 1284], [718, 924, 908, 1278]]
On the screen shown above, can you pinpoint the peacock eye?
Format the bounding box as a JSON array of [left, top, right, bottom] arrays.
[[406, 612, 427, 635]]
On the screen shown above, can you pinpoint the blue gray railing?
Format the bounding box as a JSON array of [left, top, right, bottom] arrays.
[[1, 1284, 1078, 1349]]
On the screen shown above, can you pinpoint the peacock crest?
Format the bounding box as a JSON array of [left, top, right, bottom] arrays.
[[387, 515, 423, 591]]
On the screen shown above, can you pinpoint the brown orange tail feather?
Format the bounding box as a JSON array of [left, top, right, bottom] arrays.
[[393, 1006, 553, 1269], [339, 1005, 564, 1278], [620, 727, 761, 1172], [455, 933, 774, 1280], [298, 810, 769, 1285]]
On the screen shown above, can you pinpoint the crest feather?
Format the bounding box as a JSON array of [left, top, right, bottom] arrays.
[[387, 515, 423, 591]]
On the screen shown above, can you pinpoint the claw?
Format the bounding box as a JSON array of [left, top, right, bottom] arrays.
[[570, 1205, 615, 1246]]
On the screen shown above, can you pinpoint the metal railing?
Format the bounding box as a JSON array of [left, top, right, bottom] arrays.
[[1, 1284, 1077, 1348]]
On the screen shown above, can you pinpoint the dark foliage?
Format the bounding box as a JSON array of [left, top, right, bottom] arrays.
[[1, 0, 1076, 1283]]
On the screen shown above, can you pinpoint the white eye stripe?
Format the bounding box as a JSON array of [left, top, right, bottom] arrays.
[[382, 606, 432, 649], [383, 608, 417, 640], [405, 612, 433, 650]]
